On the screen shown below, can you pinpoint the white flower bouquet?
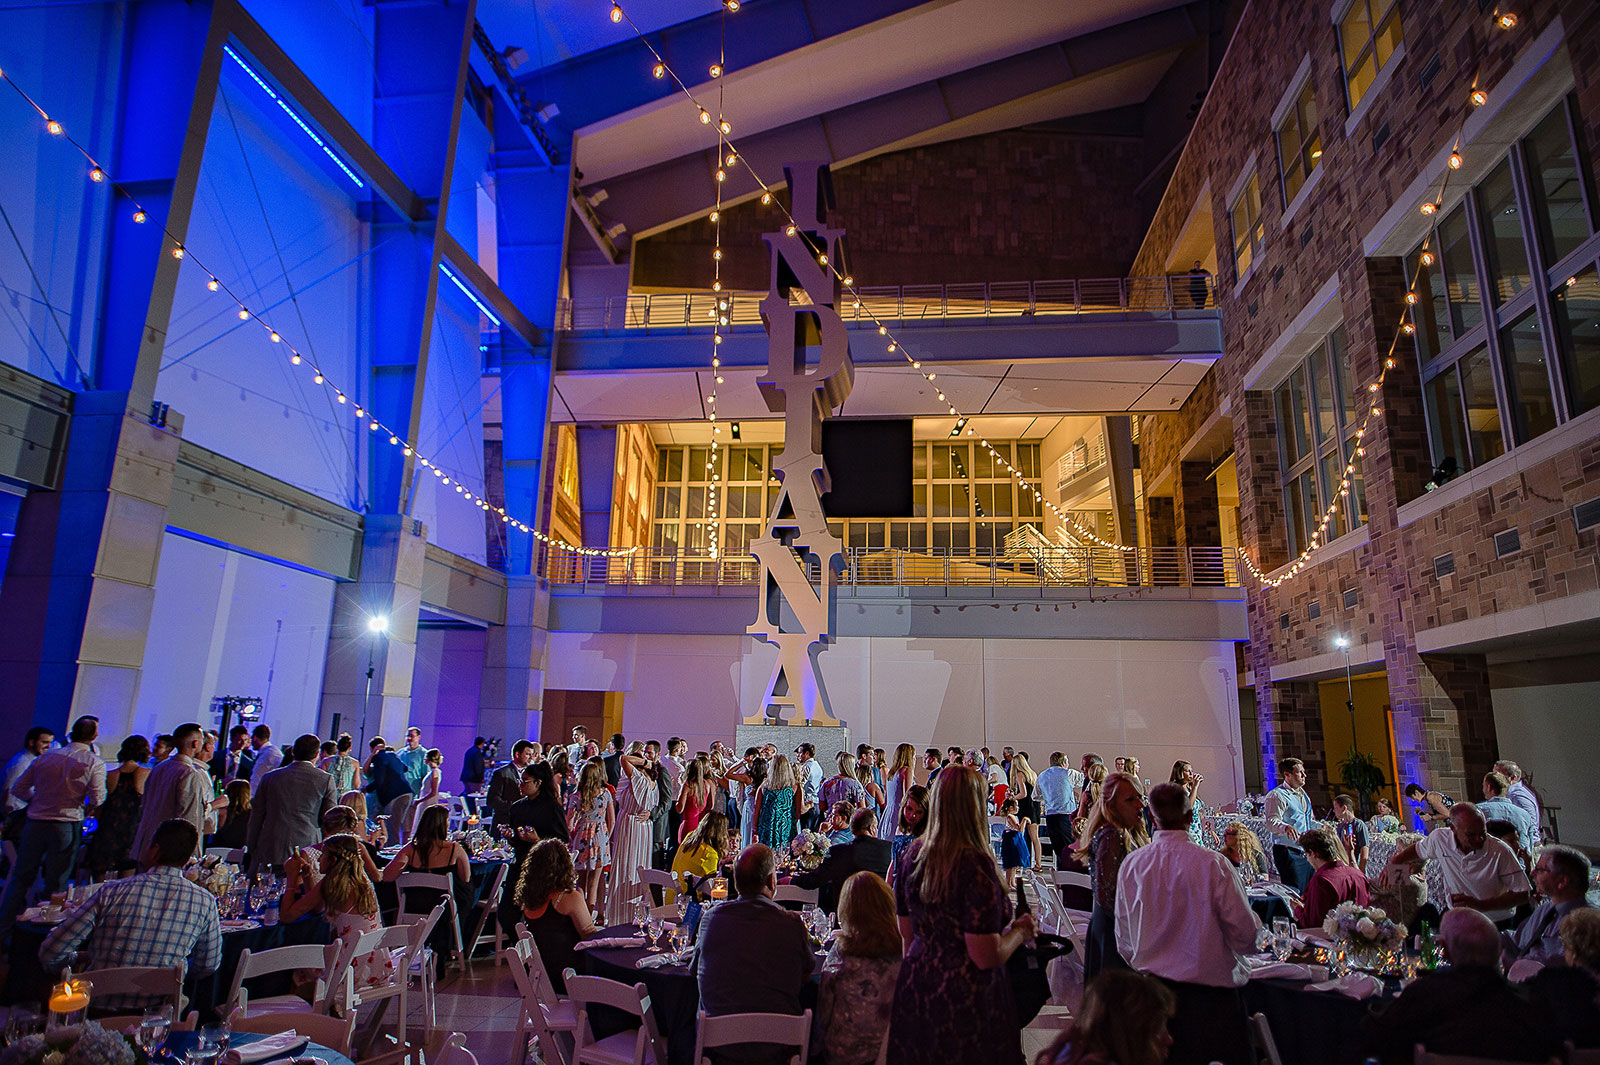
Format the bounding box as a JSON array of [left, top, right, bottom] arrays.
[[788, 832, 832, 871], [1323, 900, 1406, 967], [184, 855, 238, 899]]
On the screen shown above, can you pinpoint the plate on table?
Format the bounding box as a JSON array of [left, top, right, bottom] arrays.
[[220, 918, 262, 932], [19, 906, 63, 925]]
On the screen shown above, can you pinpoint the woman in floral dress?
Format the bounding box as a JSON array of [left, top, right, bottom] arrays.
[[819, 872, 902, 1065], [755, 755, 798, 851], [565, 759, 613, 911]]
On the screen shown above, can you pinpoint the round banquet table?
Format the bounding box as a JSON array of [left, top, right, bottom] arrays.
[[1248, 892, 1295, 926], [373, 855, 513, 957], [1243, 973, 1399, 1065], [165, 1028, 356, 1065], [579, 925, 702, 1065], [4, 914, 330, 1019]]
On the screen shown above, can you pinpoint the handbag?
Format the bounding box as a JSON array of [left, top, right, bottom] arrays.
[[1007, 883, 1074, 1026]]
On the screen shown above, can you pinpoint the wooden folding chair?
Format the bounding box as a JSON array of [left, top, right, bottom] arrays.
[[562, 971, 667, 1065], [692, 1010, 811, 1065], [228, 1009, 358, 1057]]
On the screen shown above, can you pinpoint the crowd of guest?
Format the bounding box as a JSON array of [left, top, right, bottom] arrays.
[[0, 718, 1591, 1065]]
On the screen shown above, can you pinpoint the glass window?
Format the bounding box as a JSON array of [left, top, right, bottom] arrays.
[[1017, 444, 1041, 479], [1408, 252, 1453, 361], [1425, 366, 1471, 475], [1499, 309, 1558, 443], [1459, 345, 1506, 467], [1553, 269, 1600, 416], [1230, 173, 1264, 279], [1320, 450, 1348, 539], [1437, 204, 1483, 335], [1523, 103, 1592, 266], [1277, 80, 1322, 205], [1275, 328, 1366, 555], [1476, 158, 1532, 305], [1309, 354, 1338, 442], [1330, 326, 1355, 426], [1338, 0, 1402, 111]]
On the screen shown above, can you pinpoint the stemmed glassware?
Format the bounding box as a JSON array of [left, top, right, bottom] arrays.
[[645, 913, 663, 952], [632, 897, 649, 938], [138, 1007, 171, 1057], [5, 1008, 43, 1047]]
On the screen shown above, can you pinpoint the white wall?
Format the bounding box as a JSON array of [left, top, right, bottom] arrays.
[[129, 531, 335, 751], [409, 626, 487, 791], [546, 632, 1246, 802], [1490, 675, 1600, 850]]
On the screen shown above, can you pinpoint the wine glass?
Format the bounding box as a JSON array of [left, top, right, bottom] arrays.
[[7, 1008, 43, 1046], [645, 914, 663, 952], [138, 1008, 171, 1056], [186, 1028, 222, 1065], [674, 893, 689, 922], [633, 897, 649, 938]]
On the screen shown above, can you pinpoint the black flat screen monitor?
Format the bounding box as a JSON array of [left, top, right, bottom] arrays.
[[820, 419, 913, 517]]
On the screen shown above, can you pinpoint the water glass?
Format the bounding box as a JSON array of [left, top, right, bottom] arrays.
[[186, 1031, 221, 1065], [1272, 917, 1293, 944], [138, 1008, 171, 1055], [645, 915, 663, 951], [6, 1008, 43, 1046]]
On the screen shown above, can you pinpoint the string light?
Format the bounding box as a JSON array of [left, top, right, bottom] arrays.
[[0, 69, 635, 559]]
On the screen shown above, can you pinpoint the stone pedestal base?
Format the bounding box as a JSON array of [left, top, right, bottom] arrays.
[[736, 723, 852, 772]]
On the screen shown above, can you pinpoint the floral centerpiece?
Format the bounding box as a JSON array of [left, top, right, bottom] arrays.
[[184, 854, 238, 899], [1322, 900, 1406, 970], [788, 832, 831, 872], [0, 1022, 136, 1065]]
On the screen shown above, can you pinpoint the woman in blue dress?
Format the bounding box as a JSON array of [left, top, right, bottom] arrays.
[[755, 755, 798, 850], [879, 743, 915, 841]]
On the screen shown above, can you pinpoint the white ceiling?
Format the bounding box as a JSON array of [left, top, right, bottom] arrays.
[[573, 0, 1194, 183], [646, 413, 1064, 446], [552, 357, 1214, 423]]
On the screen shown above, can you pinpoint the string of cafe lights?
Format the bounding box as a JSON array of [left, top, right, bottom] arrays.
[[0, 63, 636, 558], [604, 1, 1520, 579]]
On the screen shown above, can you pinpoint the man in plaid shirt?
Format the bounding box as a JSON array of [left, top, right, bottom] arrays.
[[40, 820, 221, 1000]]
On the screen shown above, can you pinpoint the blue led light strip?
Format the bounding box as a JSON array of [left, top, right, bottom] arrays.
[[223, 45, 365, 189], [439, 263, 502, 327]]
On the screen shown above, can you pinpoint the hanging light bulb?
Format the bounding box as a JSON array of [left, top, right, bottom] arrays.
[[724, 0, 740, 9], [88, 167, 105, 182], [237, 307, 250, 320], [609, 4, 623, 22], [206, 278, 220, 292], [726, 152, 738, 166], [45, 119, 62, 136], [699, 108, 712, 125], [719, 120, 731, 134], [716, 169, 726, 182], [269, 332, 281, 343], [1419, 251, 1434, 266], [171, 247, 184, 259], [785, 224, 797, 236], [1420, 202, 1436, 215], [314, 373, 325, 384], [709, 210, 719, 222], [652, 62, 666, 79], [1470, 89, 1488, 106], [709, 63, 723, 78], [1496, 12, 1518, 28], [132, 209, 147, 224], [1448, 152, 1463, 169], [760, 192, 772, 205]]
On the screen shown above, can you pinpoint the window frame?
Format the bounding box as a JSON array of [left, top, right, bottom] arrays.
[[1229, 170, 1265, 283], [1274, 326, 1365, 555], [1275, 74, 1322, 211], [1335, 0, 1403, 116]]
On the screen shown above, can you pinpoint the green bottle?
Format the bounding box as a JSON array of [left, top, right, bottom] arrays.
[[1418, 922, 1435, 970]]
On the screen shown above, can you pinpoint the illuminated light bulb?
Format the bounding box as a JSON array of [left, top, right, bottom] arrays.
[[927, 372, 936, 380], [761, 192, 772, 205], [1497, 12, 1518, 28], [45, 119, 62, 136], [1420, 202, 1436, 216], [712, 249, 722, 260], [715, 375, 724, 383], [335, 391, 344, 401], [887, 343, 896, 352], [443, 477, 451, 485], [709, 210, 719, 223], [1405, 292, 1418, 304], [878, 326, 887, 335], [1448, 152, 1463, 169], [315, 373, 325, 384], [719, 316, 728, 325], [89, 167, 105, 182], [207, 278, 219, 292], [710, 64, 723, 78], [1470, 89, 1488, 106], [699, 108, 712, 125], [719, 120, 731, 134], [289, 354, 302, 366], [132, 210, 147, 224], [403, 447, 412, 456], [843, 276, 853, 286], [269, 331, 281, 343], [1356, 446, 1366, 457], [718, 300, 728, 311], [912, 361, 921, 369], [1355, 428, 1364, 438], [1419, 251, 1435, 266], [713, 335, 723, 346], [716, 169, 726, 182], [1371, 405, 1382, 417], [785, 225, 797, 237], [1385, 358, 1396, 369], [726, 153, 737, 166], [818, 254, 828, 265], [712, 281, 722, 292], [853, 300, 861, 309], [172, 247, 184, 259], [652, 63, 665, 79], [238, 308, 250, 320], [369, 420, 380, 431], [1402, 322, 1416, 335], [1368, 383, 1379, 392], [354, 407, 364, 418], [609, 4, 622, 22], [724, 0, 739, 10]]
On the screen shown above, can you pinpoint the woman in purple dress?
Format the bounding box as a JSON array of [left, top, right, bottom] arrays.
[[887, 766, 1036, 1065]]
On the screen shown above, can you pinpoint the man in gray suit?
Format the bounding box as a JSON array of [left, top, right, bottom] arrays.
[[130, 722, 211, 866], [247, 734, 337, 872]]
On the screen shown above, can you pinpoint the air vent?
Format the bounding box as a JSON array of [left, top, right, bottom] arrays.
[[1308, 600, 1322, 620], [1494, 528, 1521, 558], [1343, 588, 1359, 610], [1433, 552, 1456, 578], [1575, 497, 1600, 532], [1418, 53, 1442, 91], [1372, 122, 1390, 152], [1300, 224, 1314, 248], [1279, 612, 1291, 631]]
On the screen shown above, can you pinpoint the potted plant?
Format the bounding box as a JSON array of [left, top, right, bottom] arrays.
[[1336, 748, 1388, 816]]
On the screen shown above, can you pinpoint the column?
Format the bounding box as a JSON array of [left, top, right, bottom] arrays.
[[1176, 459, 1223, 583], [478, 577, 548, 743], [1258, 679, 1328, 793]]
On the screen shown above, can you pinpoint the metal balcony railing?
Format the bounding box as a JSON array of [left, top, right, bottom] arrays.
[[556, 275, 1217, 334], [541, 543, 1240, 590]]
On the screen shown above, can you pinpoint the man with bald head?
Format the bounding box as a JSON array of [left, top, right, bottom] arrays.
[[1386, 802, 1530, 926], [1360, 909, 1560, 1064], [692, 844, 816, 1063]]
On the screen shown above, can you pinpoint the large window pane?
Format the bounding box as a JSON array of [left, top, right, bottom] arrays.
[[1476, 158, 1532, 305], [1524, 103, 1591, 265], [1231, 174, 1263, 278], [1330, 327, 1355, 427], [1553, 269, 1600, 415], [1340, 0, 1402, 110], [1346, 448, 1369, 527], [1310, 353, 1337, 442], [1296, 472, 1320, 552], [1409, 254, 1452, 359], [1458, 345, 1505, 466], [1425, 367, 1471, 474], [1499, 309, 1558, 442], [1279, 81, 1321, 204], [1320, 451, 1348, 539], [1437, 204, 1483, 335]]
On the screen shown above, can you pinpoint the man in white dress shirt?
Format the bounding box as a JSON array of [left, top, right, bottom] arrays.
[[1116, 782, 1260, 1065], [1264, 757, 1316, 892], [247, 724, 283, 789], [1492, 760, 1541, 849]]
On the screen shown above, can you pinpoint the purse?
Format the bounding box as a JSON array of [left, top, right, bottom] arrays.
[[1007, 882, 1074, 1026]]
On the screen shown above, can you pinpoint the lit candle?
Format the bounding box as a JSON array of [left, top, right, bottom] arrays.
[[47, 973, 91, 1029], [709, 877, 728, 901]]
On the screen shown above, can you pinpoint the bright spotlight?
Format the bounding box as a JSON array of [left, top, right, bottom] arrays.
[[367, 615, 390, 634], [1334, 635, 1349, 649]]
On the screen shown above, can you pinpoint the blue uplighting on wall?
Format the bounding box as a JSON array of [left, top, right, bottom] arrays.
[[439, 264, 502, 328], [222, 44, 365, 189]]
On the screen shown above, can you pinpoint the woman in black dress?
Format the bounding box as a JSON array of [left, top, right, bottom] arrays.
[[84, 736, 150, 876], [516, 838, 599, 993], [887, 766, 1036, 1065]]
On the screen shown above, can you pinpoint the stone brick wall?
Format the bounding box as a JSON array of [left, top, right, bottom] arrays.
[[634, 129, 1150, 291], [1130, 0, 1600, 797], [1140, 370, 1218, 496]]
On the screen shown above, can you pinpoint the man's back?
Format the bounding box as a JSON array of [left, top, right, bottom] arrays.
[[367, 752, 411, 808], [39, 866, 222, 983], [695, 894, 815, 1019], [130, 756, 207, 862], [250, 761, 334, 869], [1115, 830, 1259, 987], [1478, 797, 1536, 846], [795, 837, 892, 912], [18, 743, 105, 820], [1360, 965, 1560, 1065]]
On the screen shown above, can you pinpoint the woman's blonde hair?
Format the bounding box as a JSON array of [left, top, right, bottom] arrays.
[[1010, 752, 1037, 791], [912, 766, 990, 906], [319, 835, 378, 919], [767, 754, 797, 793], [1225, 821, 1266, 868], [340, 790, 369, 819], [1560, 908, 1600, 969], [1073, 772, 1148, 858], [835, 752, 857, 779], [836, 872, 899, 959], [682, 811, 731, 857], [889, 743, 916, 777]]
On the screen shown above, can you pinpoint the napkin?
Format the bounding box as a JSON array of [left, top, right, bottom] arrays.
[[220, 919, 261, 932], [574, 936, 646, 951], [636, 952, 687, 969], [1247, 961, 1318, 982], [1308, 973, 1382, 999], [220, 1032, 308, 1065]]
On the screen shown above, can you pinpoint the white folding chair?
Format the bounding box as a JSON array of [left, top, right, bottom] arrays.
[[228, 1008, 358, 1057], [86, 965, 185, 1016], [692, 1010, 810, 1065], [395, 899, 448, 1039], [435, 1033, 479, 1065], [987, 816, 1007, 861], [636, 868, 679, 906], [1249, 1013, 1283, 1065], [562, 970, 667, 1065], [227, 942, 342, 1018], [334, 924, 414, 1053], [772, 885, 817, 907], [396, 872, 466, 969], [1051, 870, 1090, 890], [504, 930, 576, 1065], [464, 862, 510, 965]]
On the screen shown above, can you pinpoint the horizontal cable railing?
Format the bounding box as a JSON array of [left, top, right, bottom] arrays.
[[556, 275, 1217, 334], [542, 544, 1240, 589]]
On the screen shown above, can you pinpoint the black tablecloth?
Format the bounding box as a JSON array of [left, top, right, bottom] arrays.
[[1244, 977, 1392, 1065], [580, 925, 701, 1065], [166, 1029, 355, 1065], [374, 858, 511, 956], [5, 915, 330, 1020], [1249, 895, 1295, 926]]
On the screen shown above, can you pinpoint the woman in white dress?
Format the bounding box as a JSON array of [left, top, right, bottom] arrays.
[[604, 750, 660, 926], [408, 748, 444, 836]]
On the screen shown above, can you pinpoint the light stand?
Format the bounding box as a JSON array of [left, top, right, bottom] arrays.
[[1335, 635, 1357, 750], [360, 615, 389, 752]]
